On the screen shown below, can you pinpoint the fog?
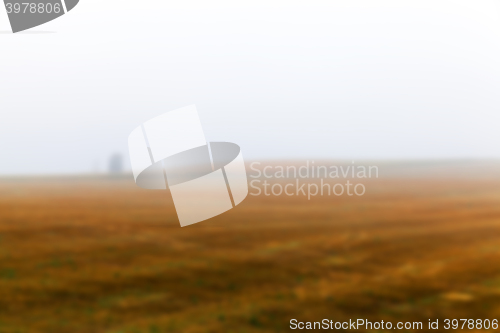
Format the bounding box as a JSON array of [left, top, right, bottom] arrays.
[[1, 0, 500, 175]]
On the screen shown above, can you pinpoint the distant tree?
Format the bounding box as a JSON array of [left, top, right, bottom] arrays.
[[109, 154, 123, 174]]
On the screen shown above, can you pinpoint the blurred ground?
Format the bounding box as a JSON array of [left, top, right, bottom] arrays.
[[1, 164, 500, 332]]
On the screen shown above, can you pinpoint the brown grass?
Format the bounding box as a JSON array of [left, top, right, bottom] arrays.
[[1, 173, 500, 332]]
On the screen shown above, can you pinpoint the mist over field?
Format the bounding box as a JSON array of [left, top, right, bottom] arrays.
[[2, 1, 500, 332], [2, 162, 500, 331]]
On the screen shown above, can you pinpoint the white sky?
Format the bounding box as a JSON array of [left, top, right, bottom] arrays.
[[1, 0, 500, 174]]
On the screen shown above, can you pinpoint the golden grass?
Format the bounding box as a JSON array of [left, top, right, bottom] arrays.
[[1, 174, 500, 332]]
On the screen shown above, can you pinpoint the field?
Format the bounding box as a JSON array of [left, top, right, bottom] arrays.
[[2, 162, 500, 332]]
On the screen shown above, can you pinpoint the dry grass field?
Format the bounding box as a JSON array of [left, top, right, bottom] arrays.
[[1, 163, 500, 332]]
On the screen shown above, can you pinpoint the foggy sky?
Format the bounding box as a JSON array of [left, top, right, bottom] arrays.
[[1, 0, 500, 175]]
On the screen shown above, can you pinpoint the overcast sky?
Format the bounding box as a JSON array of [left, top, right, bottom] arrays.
[[1, 0, 500, 175]]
